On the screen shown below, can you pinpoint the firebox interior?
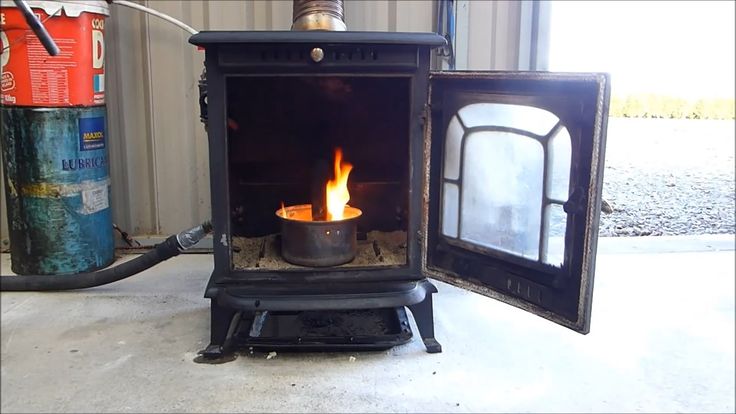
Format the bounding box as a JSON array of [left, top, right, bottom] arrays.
[[227, 76, 411, 270]]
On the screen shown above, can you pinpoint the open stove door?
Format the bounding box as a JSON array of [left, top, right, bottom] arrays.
[[422, 72, 610, 333]]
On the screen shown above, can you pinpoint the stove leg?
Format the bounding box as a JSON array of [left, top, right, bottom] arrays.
[[407, 290, 442, 353], [200, 301, 240, 359]]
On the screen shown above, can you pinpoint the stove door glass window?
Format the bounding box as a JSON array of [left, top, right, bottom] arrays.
[[424, 72, 610, 334], [440, 103, 571, 266]]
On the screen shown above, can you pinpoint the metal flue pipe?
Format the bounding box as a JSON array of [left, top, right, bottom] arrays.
[[291, 0, 347, 31]]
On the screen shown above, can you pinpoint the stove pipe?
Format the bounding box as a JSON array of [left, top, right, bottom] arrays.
[[291, 0, 347, 31]]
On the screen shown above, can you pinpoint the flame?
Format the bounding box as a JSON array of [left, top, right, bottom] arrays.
[[325, 148, 353, 221], [280, 202, 286, 218]]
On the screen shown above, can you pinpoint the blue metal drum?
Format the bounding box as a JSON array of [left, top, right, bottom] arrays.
[[1, 106, 114, 275]]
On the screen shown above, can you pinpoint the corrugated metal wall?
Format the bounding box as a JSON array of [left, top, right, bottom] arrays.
[[1, 0, 533, 243], [454, 0, 543, 70]]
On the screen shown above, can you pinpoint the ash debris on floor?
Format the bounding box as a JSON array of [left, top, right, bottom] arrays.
[[232, 230, 407, 270]]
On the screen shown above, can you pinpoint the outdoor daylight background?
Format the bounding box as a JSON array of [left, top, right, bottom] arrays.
[[550, 0, 735, 118], [549, 1, 735, 237]]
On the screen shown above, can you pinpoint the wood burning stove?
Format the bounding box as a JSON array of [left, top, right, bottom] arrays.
[[190, 28, 610, 360]]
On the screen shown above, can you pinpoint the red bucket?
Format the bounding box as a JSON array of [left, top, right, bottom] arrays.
[[0, 0, 109, 107]]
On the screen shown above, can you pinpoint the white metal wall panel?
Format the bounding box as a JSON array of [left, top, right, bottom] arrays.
[[454, 0, 529, 71], [105, 1, 158, 236], [1, 0, 526, 244]]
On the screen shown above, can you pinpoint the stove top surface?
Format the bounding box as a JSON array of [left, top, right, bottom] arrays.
[[189, 30, 446, 47]]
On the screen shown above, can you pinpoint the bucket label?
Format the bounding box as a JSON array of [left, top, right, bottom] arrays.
[[0, 30, 14, 95], [1, 72, 14, 91], [81, 182, 109, 215], [0, 30, 9, 68], [78, 117, 105, 151], [1, 8, 106, 106], [93, 74, 105, 93]]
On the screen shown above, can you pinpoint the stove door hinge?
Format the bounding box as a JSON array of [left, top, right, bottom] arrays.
[[198, 68, 208, 129], [428, 100, 444, 118]]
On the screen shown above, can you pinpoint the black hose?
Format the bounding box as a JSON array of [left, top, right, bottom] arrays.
[[0, 221, 212, 292]]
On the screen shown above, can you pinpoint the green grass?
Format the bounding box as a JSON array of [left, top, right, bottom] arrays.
[[610, 94, 735, 120]]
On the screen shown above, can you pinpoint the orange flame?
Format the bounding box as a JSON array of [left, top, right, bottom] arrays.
[[325, 148, 353, 221], [280, 201, 286, 218]]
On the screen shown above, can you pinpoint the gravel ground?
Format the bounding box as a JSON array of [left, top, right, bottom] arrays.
[[599, 118, 735, 237]]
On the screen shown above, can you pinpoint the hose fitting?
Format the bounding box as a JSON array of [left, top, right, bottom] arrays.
[[176, 220, 213, 251]]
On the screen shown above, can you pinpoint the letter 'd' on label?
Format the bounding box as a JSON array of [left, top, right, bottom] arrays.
[[92, 30, 104, 69]]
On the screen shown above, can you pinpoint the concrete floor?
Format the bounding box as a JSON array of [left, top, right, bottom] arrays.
[[1, 236, 734, 413]]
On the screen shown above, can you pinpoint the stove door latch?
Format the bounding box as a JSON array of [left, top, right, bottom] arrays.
[[563, 186, 587, 215]]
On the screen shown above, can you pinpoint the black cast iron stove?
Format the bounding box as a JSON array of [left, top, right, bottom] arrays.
[[190, 10, 610, 361]]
